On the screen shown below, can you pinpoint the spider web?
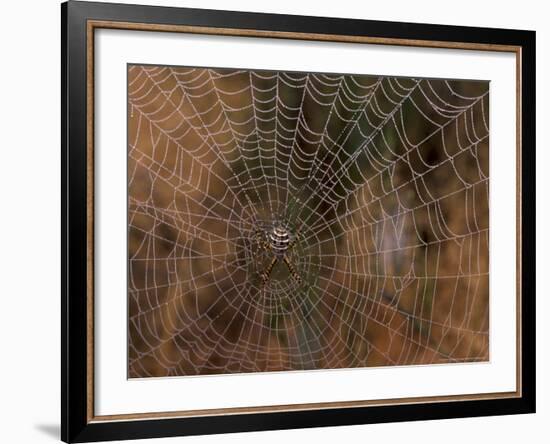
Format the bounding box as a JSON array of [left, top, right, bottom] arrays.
[[127, 63, 489, 377]]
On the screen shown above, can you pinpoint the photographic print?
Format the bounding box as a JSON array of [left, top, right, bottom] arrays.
[[63, 5, 535, 440], [127, 65, 490, 378]]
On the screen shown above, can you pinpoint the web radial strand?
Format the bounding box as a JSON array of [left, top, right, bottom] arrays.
[[127, 64, 490, 377]]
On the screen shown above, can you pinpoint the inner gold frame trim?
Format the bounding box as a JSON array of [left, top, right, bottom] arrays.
[[86, 19, 523, 423]]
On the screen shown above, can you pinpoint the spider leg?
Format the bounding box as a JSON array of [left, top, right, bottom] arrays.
[[255, 229, 272, 252], [283, 255, 303, 285], [286, 225, 304, 252], [286, 237, 297, 251], [260, 257, 278, 285]]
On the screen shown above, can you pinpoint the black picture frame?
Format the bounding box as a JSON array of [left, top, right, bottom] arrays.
[[62, 1, 536, 442]]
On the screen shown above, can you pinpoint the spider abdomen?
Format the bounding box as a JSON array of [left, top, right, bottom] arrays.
[[269, 225, 291, 256]]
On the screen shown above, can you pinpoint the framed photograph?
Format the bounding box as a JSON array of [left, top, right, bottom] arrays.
[[61, 1, 536, 442]]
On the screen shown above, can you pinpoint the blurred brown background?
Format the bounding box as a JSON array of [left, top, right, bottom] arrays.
[[127, 64, 489, 378]]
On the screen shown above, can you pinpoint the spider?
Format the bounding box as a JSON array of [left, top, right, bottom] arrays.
[[255, 223, 303, 287]]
